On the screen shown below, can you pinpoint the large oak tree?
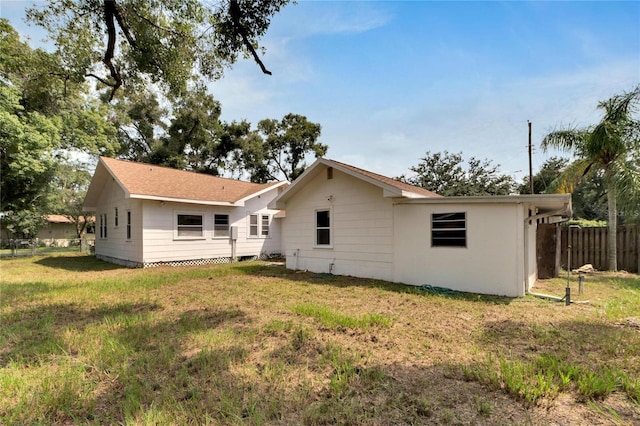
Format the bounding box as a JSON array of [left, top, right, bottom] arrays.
[[27, 0, 290, 100]]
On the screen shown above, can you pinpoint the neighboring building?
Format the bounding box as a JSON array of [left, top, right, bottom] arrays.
[[0, 215, 94, 244], [83, 157, 287, 268], [38, 215, 95, 246], [269, 158, 572, 297]]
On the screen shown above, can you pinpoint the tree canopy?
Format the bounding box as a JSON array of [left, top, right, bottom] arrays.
[[27, 0, 290, 100], [400, 151, 516, 196], [1, 19, 117, 237]]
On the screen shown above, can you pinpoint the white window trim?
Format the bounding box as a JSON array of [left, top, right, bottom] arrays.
[[100, 213, 108, 239], [261, 214, 270, 238], [174, 211, 206, 240], [314, 207, 333, 249], [114, 207, 119, 228], [247, 212, 271, 239], [212, 213, 230, 239]]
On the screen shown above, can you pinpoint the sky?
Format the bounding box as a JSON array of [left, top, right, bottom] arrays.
[[2, 0, 639, 182]]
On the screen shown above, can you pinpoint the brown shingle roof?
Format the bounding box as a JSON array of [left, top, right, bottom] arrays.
[[325, 159, 441, 198], [101, 157, 283, 203]]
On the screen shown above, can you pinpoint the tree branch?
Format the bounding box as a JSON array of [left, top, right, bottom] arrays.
[[103, 0, 122, 101], [230, 0, 272, 75]]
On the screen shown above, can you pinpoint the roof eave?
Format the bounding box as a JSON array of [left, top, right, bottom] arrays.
[[234, 181, 289, 205], [128, 194, 236, 206]]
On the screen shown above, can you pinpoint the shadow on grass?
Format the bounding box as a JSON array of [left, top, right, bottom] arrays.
[[35, 255, 124, 272], [1, 299, 251, 424], [0, 301, 162, 367], [231, 262, 514, 305]]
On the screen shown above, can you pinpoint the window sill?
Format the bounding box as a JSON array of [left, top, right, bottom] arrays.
[[313, 245, 333, 249]]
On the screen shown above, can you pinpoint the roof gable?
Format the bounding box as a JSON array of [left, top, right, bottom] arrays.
[[269, 158, 440, 209], [83, 157, 286, 210]]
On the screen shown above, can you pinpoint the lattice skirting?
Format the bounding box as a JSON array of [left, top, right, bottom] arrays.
[[98, 253, 280, 269], [143, 257, 234, 268]]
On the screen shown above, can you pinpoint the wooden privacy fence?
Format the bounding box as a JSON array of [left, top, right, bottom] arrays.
[[560, 226, 639, 273]]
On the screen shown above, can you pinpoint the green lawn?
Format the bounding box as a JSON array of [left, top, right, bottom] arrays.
[[1, 254, 639, 425]]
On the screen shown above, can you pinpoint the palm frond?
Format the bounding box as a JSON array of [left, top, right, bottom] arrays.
[[611, 160, 640, 224], [541, 128, 588, 152], [545, 158, 591, 194], [599, 85, 640, 124]]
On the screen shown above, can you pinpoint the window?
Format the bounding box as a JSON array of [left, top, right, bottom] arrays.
[[114, 207, 119, 227], [99, 213, 108, 239], [249, 214, 258, 237], [315, 209, 331, 246], [431, 212, 466, 247], [261, 215, 270, 237], [126, 210, 132, 240], [214, 214, 230, 237], [248, 213, 270, 238], [177, 214, 203, 237]]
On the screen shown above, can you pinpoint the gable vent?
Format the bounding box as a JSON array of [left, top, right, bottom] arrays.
[[327, 167, 333, 180]]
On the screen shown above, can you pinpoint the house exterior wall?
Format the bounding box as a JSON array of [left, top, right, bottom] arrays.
[[92, 179, 282, 267], [393, 203, 525, 296], [139, 186, 282, 265], [281, 168, 395, 281], [94, 179, 143, 266]]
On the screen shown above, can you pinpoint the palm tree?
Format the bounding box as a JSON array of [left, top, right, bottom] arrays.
[[542, 86, 640, 271]]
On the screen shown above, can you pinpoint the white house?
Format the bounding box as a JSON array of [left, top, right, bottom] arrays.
[[83, 157, 287, 267], [268, 158, 572, 297]]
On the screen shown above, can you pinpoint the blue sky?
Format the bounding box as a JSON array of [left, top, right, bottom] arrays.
[[3, 1, 639, 181]]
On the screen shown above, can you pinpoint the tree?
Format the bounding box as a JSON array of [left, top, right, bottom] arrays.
[[518, 157, 568, 195], [1, 20, 118, 237], [542, 86, 640, 271], [235, 113, 329, 182], [45, 161, 94, 238], [401, 151, 516, 196], [166, 87, 236, 175], [113, 90, 167, 162], [27, 0, 290, 100]]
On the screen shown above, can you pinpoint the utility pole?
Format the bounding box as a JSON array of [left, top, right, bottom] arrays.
[[528, 120, 534, 194]]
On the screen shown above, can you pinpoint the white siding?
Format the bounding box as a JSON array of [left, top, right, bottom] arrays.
[[281, 168, 395, 281], [140, 187, 282, 264], [393, 203, 525, 297], [94, 179, 143, 265]]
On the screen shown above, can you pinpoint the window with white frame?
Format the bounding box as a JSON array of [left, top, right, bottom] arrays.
[[431, 212, 466, 247], [213, 214, 230, 237], [99, 213, 108, 239], [315, 209, 331, 246], [126, 210, 132, 240], [261, 215, 270, 237], [249, 214, 258, 237], [176, 213, 203, 238], [248, 213, 270, 238], [114, 207, 119, 227]]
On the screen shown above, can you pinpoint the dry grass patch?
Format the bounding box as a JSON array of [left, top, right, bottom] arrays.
[[1, 254, 639, 425]]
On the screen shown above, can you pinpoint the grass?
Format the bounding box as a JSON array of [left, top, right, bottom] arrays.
[[1, 253, 639, 425]]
